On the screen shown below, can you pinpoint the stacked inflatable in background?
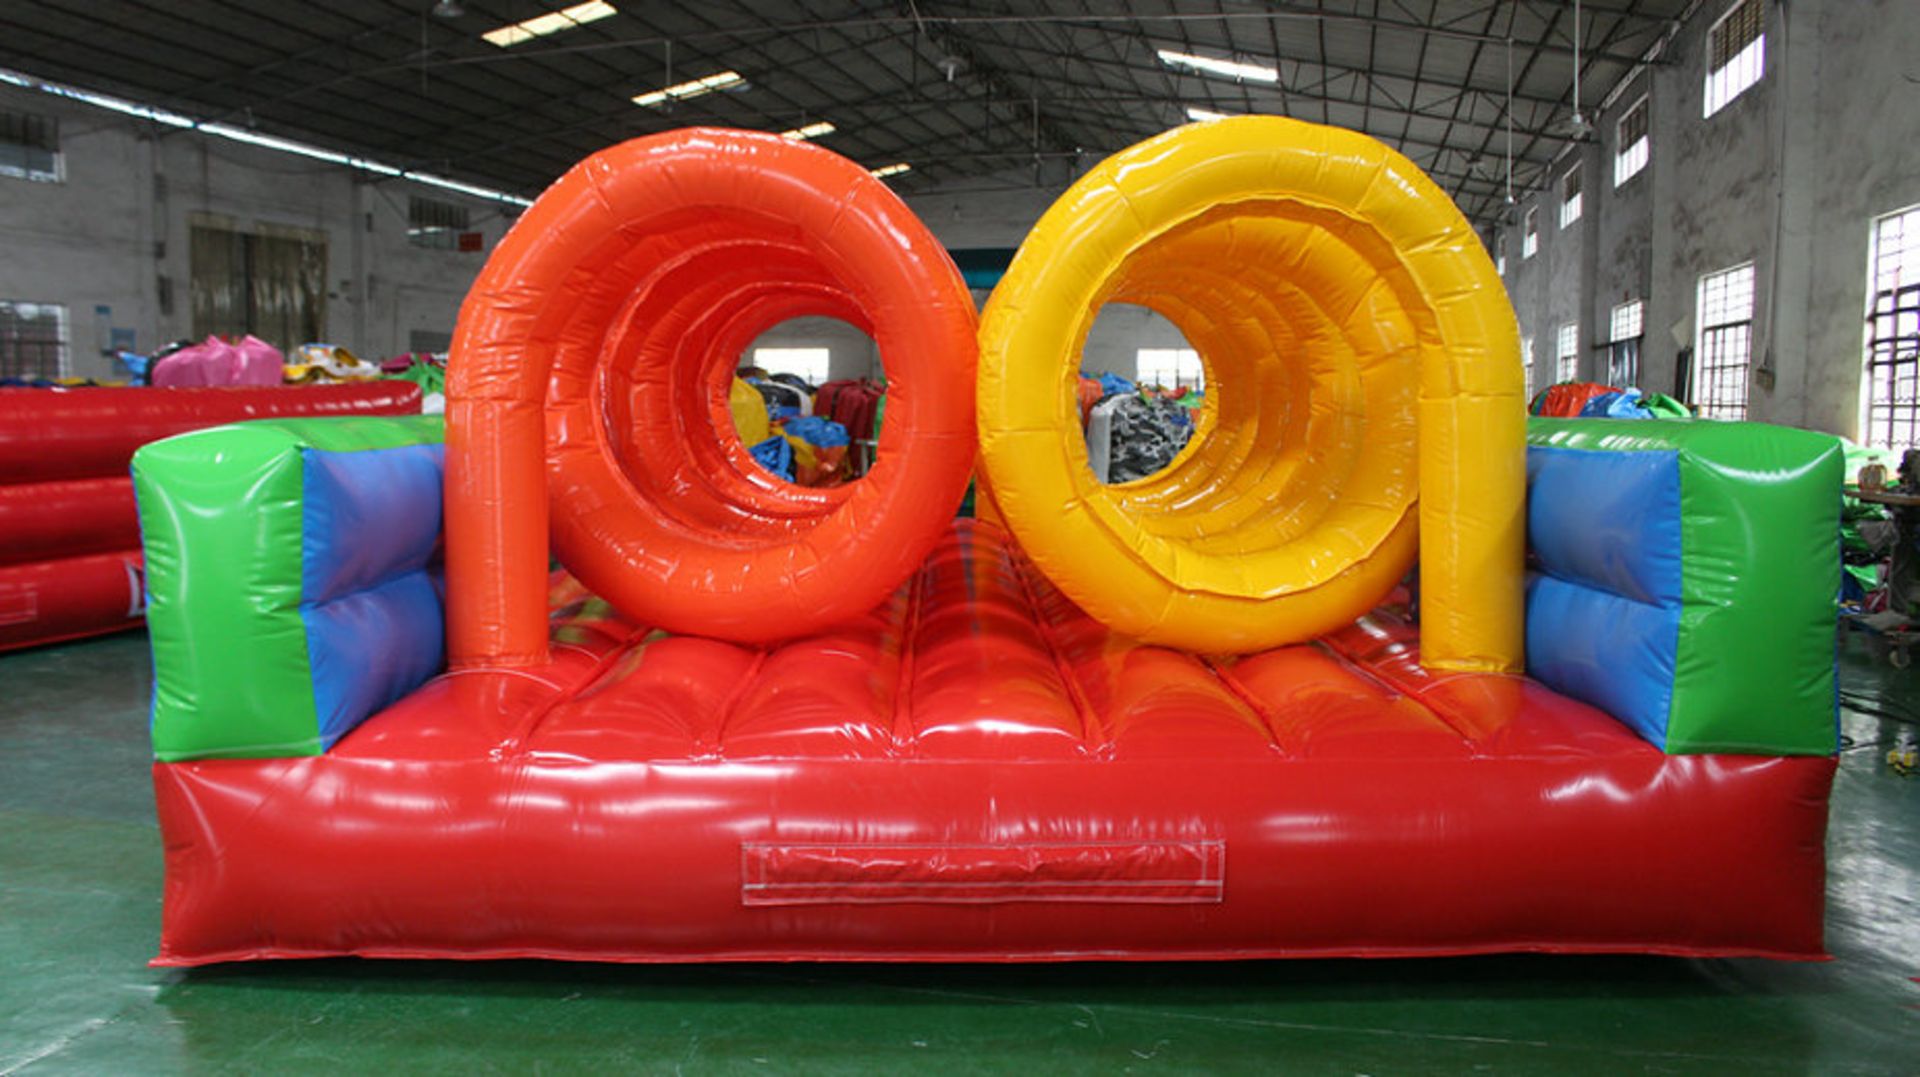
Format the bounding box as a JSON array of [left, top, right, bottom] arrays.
[[0, 383, 421, 650]]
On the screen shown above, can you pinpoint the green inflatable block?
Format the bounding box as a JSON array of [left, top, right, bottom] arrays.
[[134, 415, 446, 761], [1526, 418, 1841, 755]]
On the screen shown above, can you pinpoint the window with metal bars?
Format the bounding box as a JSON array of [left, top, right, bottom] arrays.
[[1522, 205, 1539, 258], [1608, 299, 1644, 386], [1559, 165, 1582, 229], [1694, 263, 1756, 419], [0, 300, 69, 380], [1863, 205, 1920, 454], [1522, 336, 1536, 399], [1614, 96, 1649, 187], [407, 196, 472, 250], [1704, 0, 1765, 118], [1556, 322, 1580, 384], [1137, 347, 1205, 390], [0, 108, 61, 183]]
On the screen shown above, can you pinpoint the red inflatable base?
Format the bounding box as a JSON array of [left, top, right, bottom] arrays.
[[151, 523, 1835, 966]]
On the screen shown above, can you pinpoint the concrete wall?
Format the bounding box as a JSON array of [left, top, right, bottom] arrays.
[[0, 81, 516, 381], [1496, 0, 1920, 438]]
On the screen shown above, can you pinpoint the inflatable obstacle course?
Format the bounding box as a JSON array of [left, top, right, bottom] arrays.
[[131, 121, 1841, 966]]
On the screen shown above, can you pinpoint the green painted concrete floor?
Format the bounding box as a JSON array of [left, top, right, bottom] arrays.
[[2, 632, 1916, 1075]]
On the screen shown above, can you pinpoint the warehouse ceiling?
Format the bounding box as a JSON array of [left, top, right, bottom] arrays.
[[0, 0, 1694, 228]]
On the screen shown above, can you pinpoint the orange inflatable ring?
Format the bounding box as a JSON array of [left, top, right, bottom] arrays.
[[446, 129, 977, 665]]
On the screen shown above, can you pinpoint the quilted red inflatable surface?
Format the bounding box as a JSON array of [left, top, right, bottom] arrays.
[[152, 522, 1834, 965]]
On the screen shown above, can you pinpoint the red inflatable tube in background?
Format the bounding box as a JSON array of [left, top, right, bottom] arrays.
[[0, 551, 144, 652], [0, 477, 138, 566], [0, 382, 423, 650], [447, 128, 977, 665], [0, 382, 424, 485]]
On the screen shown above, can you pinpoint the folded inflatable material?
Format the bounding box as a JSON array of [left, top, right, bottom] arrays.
[[0, 382, 423, 484], [446, 127, 976, 664], [977, 115, 1524, 665], [134, 415, 447, 761], [1525, 418, 1841, 754]]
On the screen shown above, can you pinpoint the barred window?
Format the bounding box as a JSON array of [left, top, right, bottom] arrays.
[[0, 300, 70, 379], [1864, 206, 1920, 454], [1704, 0, 1765, 118], [0, 109, 61, 183], [1556, 322, 1580, 384], [1609, 299, 1645, 387], [1559, 165, 1583, 229], [1695, 263, 1756, 419], [1523, 205, 1539, 259], [1137, 347, 1205, 390], [408, 196, 471, 250], [1522, 335, 1536, 399], [1614, 96, 1649, 187]]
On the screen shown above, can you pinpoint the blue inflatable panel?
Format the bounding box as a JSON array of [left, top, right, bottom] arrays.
[[304, 571, 445, 749], [1525, 574, 1679, 747], [300, 444, 446, 604], [1526, 446, 1682, 606], [297, 441, 448, 749]]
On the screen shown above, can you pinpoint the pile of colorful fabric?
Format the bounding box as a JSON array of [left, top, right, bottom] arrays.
[[1080, 371, 1203, 483], [1530, 381, 1689, 419], [730, 373, 857, 486]]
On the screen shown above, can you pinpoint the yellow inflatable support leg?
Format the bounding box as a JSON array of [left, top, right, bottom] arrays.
[[978, 116, 1523, 670]]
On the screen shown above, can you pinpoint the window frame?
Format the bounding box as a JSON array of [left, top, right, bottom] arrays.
[[1694, 262, 1758, 420], [0, 108, 63, 184], [1522, 205, 1540, 259], [1703, 0, 1766, 119], [751, 346, 832, 386], [407, 195, 473, 251], [0, 299, 71, 379], [1522, 335, 1536, 399], [1862, 204, 1920, 455], [1135, 347, 1205, 391], [1614, 95, 1650, 188], [1608, 298, 1645, 387], [1559, 164, 1583, 229], [1556, 322, 1581, 384]]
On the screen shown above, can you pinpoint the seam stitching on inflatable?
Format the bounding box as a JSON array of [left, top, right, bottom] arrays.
[[1004, 541, 1106, 755], [501, 625, 652, 757], [886, 562, 925, 754], [1310, 638, 1478, 751], [712, 645, 772, 753], [1198, 656, 1287, 755]]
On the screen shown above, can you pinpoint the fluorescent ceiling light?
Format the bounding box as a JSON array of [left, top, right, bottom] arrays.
[[632, 70, 746, 108], [0, 66, 531, 205], [869, 162, 911, 179], [779, 121, 835, 141], [1186, 107, 1234, 123], [482, 1, 616, 48], [1157, 48, 1279, 83]]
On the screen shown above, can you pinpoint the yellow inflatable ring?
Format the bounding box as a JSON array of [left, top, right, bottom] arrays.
[[978, 115, 1524, 662]]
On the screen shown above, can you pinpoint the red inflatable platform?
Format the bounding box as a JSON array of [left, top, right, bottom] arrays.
[[151, 522, 1834, 966], [0, 383, 420, 650]]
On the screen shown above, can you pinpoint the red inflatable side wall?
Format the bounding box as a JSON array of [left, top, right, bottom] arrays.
[[0, 383, 422, 651]]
